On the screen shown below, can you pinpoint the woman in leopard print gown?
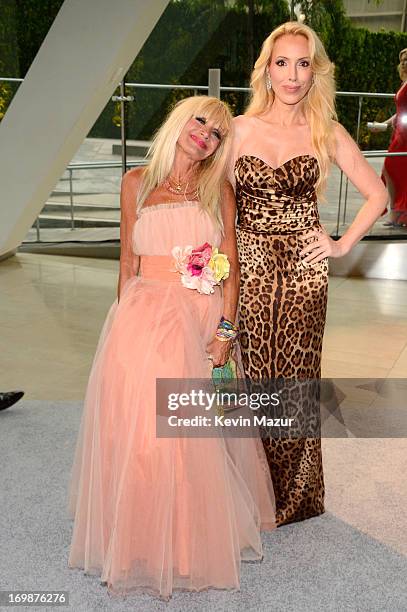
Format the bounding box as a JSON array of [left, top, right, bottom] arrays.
[[232, 22, 388, 526]]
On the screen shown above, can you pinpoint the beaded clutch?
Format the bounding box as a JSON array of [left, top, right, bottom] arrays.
[[212, 357, 237, 390], [212, 357, 240, 418]]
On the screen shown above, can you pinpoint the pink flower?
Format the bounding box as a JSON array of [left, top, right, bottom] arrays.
[[172, 242, 228, 295], [181, 266, 216, 294], [187, 242, 212, 277], [171, 245, 192, 273]]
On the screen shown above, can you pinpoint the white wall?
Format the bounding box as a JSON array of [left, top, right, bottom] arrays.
[[343, 0, 406, 32]]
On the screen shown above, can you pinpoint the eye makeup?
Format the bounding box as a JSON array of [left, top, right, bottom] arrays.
[[275, 57, 311, 68], [194, 116, 222, 140]]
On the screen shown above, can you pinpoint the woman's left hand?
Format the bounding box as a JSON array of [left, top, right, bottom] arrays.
[[206, 337, 231, 368], [300, 228, 347, 263]]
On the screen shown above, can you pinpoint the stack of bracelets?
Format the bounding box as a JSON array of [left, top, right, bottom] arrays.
[[216, 316, 239, 342]]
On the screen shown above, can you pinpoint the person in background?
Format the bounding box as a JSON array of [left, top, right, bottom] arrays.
[[369, 48, 407, 227]]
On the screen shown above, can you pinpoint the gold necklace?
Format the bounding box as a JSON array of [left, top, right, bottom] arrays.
[[164, 175, 198, 197]]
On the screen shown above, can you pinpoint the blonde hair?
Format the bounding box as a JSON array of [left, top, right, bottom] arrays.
[[398, 48, 407, 80], [245, 21, 337, 197], [137, 96, 233, 231]]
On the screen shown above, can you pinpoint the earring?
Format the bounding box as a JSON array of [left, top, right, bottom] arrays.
[[265, 73, 272, 90]]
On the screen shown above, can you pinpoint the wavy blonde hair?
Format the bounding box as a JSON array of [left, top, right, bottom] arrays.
[[245, 21, 337, 197], [137, 96, 233, 232], [398, 48, 407, 80]]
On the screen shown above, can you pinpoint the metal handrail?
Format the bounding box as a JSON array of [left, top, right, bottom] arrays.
[[0, 77, 24, 82], [62, 159, 147, 231], [363, 151, 406, 157], [67, 159, 146, 170], [335, 150, 407, 234], [335, 91, 394, 99]]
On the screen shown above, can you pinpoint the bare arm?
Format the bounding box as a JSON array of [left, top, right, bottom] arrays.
[[117, 169, 142, 300], [227, 115, 246, 192], [218, 181, 240, 323], [302, 123, 388, 263], [207, 181, 240, 367]]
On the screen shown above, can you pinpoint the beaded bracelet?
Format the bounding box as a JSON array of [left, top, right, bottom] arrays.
[[219, 317, 238, 330], [216, 316, 239, 342], [219, 318, 238, 331]]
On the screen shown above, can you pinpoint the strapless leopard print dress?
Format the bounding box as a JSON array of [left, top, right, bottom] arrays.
[[235, 154, 327, 526]]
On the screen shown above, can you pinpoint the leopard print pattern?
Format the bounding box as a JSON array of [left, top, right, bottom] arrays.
[[235, 154, 327, 526]]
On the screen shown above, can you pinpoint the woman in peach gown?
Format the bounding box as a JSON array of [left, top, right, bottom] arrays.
[[67, 96, 276, 600]]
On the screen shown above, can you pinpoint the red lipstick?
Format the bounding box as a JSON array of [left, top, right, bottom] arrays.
[[191, 134, 207, 150]]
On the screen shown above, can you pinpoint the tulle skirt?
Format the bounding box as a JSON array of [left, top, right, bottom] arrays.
[[67, 266, 276, 600]]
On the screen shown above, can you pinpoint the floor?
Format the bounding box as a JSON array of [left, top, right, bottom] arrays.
[[1, 252, 406, 588], [2, 252, 405, 397]]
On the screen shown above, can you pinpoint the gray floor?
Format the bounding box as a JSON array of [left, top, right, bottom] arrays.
[[1, 400, 407, 612]]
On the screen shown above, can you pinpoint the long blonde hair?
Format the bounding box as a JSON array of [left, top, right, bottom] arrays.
[[245, 21, 337, 197], [398, 48, 407, 80], [137, 96, 233, 231]]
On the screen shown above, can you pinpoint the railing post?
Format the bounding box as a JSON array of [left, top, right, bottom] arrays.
[[208, 69, 221, 99], [356, 95, 363, 144], [336, 170, 343, 237], [342, 177, 349, 225], [69, 168, 75, 230], [120, 77, 128, 175]]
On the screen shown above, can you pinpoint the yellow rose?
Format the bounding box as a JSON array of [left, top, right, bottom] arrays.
[[208, 249, 230, 282]]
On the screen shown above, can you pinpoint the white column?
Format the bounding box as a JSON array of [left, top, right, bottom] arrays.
[[0, 0, 169, 258]]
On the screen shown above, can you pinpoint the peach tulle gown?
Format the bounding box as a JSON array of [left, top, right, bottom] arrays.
[[67, 200, 276, 600]]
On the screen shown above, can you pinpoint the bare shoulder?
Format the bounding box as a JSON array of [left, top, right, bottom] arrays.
[[120, 167, 146, 215], [233, 114, 248, 124], [233, 114, 253, 138], [332, 121, 361, 162], [333, 121, 355, 146], [121, 166, 145, 189]]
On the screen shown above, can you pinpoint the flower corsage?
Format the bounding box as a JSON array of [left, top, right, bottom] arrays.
[[171, 242, 230, 295]]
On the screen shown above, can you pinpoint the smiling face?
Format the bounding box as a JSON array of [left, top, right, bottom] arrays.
[[176, 115, 223, 161], [267, 33, 313, 106]]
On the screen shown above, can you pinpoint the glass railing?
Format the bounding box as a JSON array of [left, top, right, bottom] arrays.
[[22, 150, 406, 245], [1, 75, 403, 243]]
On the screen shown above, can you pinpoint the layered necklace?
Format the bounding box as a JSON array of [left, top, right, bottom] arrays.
[[163, 174, 199, 200]]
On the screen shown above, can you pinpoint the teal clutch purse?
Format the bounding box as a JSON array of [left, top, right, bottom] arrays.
[[212, 357, 237, 391], [212, 358, 240, 418]]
